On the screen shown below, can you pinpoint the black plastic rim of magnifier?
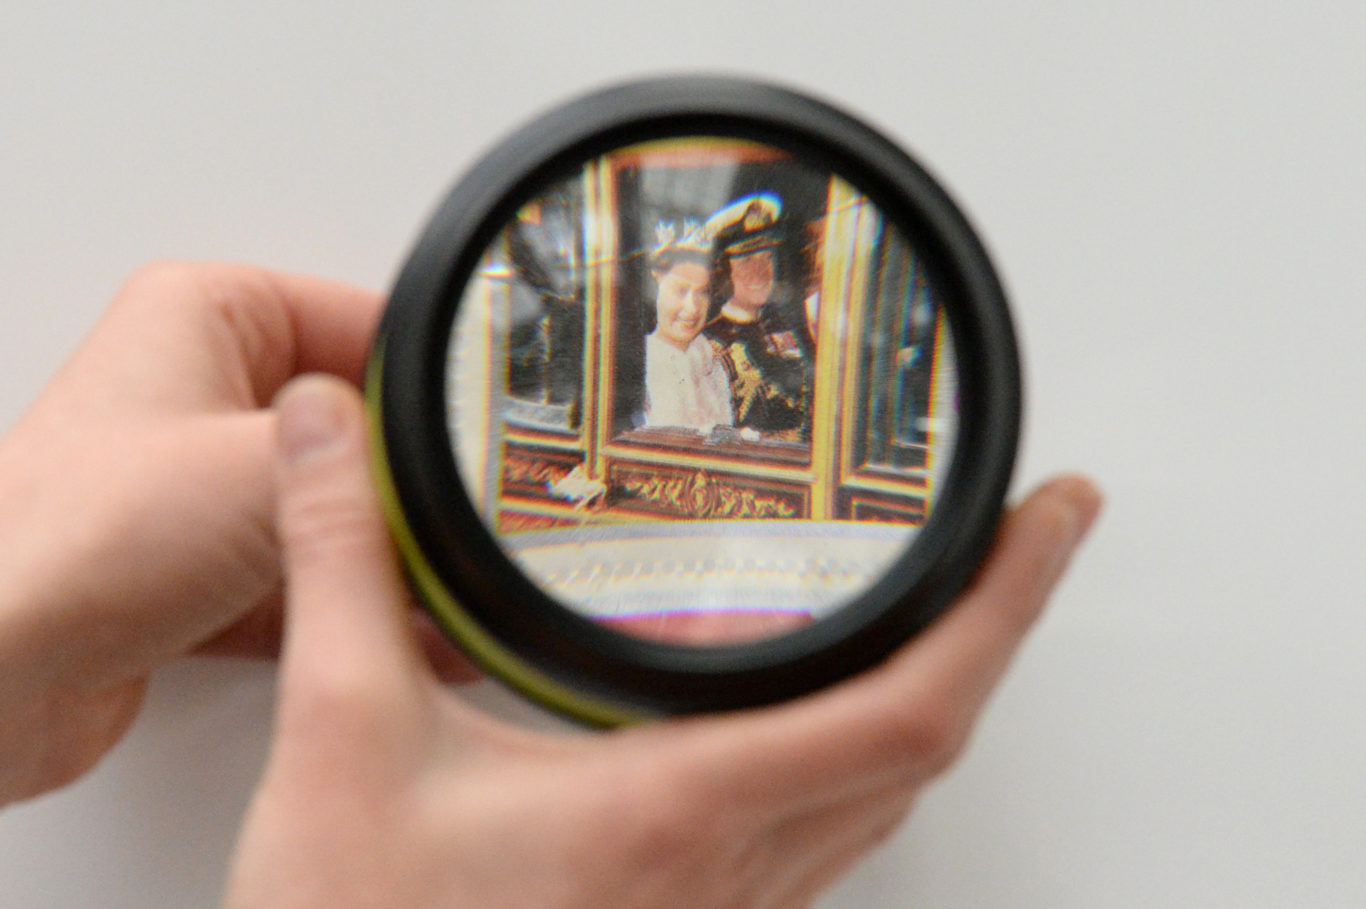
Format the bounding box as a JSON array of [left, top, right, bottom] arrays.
[[370, 76, 1022, 722]]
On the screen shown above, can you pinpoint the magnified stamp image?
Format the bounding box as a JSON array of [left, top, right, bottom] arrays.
[[448, 137, 958, 644]]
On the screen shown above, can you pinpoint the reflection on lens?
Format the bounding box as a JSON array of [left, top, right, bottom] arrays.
[[448, 137, 958, 646]]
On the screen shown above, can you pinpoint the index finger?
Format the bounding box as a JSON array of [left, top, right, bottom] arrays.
[[662, 475, 1103, 811], [256, 268, 385, 387], [94, 262, 385, 408]]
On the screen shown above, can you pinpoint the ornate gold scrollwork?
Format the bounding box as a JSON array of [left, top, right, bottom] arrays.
[[617, 468, 800, 520], [503, 451, 574, 488]]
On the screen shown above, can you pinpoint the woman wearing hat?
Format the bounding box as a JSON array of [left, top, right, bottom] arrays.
[[641, 226, 734, 433]]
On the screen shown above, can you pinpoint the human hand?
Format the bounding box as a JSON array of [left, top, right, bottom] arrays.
[[224, 374, 1101, 909], [0, 263, 473, 806]]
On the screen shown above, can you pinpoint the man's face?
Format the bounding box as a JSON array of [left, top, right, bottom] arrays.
[[654, 261, 711, 350], [729, 250, 773, 313]]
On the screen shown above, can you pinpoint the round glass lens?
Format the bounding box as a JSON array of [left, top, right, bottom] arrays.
[[447, 137, 958, 646]]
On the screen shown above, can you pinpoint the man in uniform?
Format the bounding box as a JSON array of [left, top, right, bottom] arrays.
[[702, 193, 814, 442]]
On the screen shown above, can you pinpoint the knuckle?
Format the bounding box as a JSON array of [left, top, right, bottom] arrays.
[[109, 261, 227, 327], [282, 662, 395, 744], [113, 261, 283, 332], [869, 793, 917, 848], [892, 696, 971, 778], [111, 261, 200, 313], [120, 259, 200, 291], [599, 760, 726, 873], [618, 771, 697, 859], [279, 479, 387, 569]]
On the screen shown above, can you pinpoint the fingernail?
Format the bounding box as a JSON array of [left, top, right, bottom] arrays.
[[276, 377, 350, 466]]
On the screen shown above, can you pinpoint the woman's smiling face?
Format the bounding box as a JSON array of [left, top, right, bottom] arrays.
[[654, 261, 711, 349]]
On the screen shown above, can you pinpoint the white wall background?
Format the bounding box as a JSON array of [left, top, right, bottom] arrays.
[[3, 3, 1364, 906]]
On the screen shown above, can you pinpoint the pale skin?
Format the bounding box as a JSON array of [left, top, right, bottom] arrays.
[[722, 249, 775, 321], [0, 262, 473, 804], [652, 260, 712, 350], [0, 262, 1101, 907]]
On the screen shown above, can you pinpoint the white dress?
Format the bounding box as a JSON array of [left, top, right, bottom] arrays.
[[643, 332, 734, 432]]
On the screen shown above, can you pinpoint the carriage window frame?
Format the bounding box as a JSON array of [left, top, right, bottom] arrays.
[[480, 137, 948, 532]]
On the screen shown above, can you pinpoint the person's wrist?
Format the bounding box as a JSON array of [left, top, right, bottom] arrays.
[[0, 461, 44, 685], [0, 464, 152, 806], [0, 434, 73, 693], [0, 460, 62, 804], [0, 423, 113, 766]]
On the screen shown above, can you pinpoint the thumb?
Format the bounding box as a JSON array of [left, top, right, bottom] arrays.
[[272, 375, 426, 715]]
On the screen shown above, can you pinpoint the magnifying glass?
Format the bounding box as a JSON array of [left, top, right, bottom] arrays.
[[367, 77, 1021, 725]]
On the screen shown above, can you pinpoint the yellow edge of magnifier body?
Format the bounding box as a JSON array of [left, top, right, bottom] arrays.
[[364, 344, 651, 729]]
